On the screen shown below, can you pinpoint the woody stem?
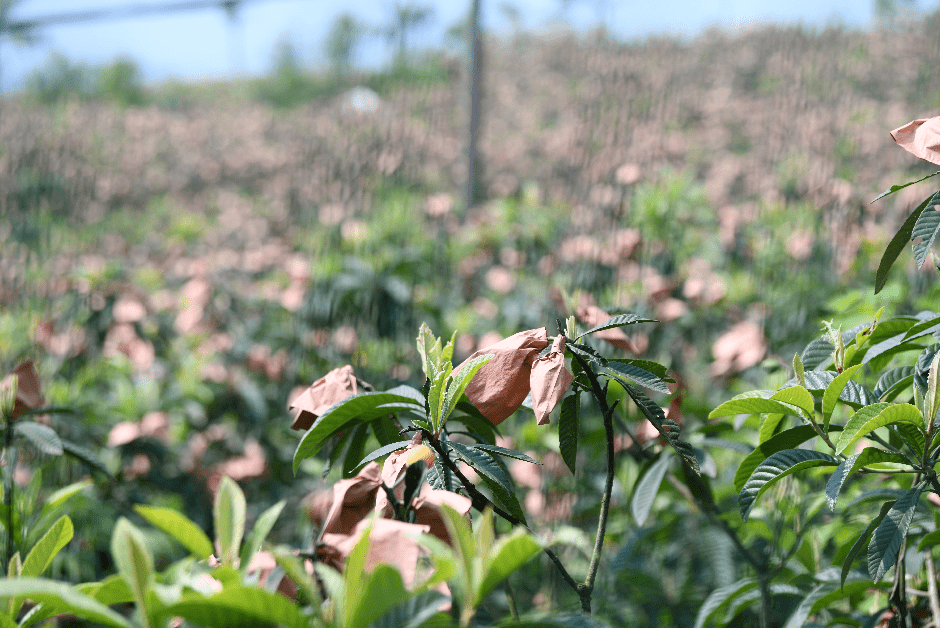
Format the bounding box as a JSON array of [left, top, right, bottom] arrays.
[[425, 435, 582, 596], [568, 350, 619, 613]]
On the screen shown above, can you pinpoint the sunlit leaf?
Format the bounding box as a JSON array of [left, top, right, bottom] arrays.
[[0, 578, 133, 628], [871, 171, 940, 203], [822, 364, 864, 427], [603, 361, 670, 394], [478, 530, 540, 602], [110, 518, 153, 618], [739, 449, 839, 521], [770, 386, 815, 419], [166, 586, 307, 628], [134, 505, 213, 560], [836, 403, 923, 455], [214, 476, 246, 568], [734, 425, 837, 493]]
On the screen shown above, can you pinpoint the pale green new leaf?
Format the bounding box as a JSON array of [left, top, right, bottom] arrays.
[[871, 171, 940, 203], [739, 449, 839, 521], [110, 518, 153, 618], [239, 500, 286, 573], [442, 353, 492, 428], [770, 386, 815, 419], [869, 485, 923, 582], [39, 481, 91, 520], [134, 505, 213, 560], [758, 414, 786, 444], [926, 353, 940, 426], [823, 364, 864, 427], [166, 586, 307, 628], [214, 476, 246, 568], [348, 564, 412, 628], [344, 519, 374, 625], [631, 453, 671, 526], [836, 403, 924, 455], [427, 367, 450, 433], [0, 578, 133, 628], [709, 397, 805, 420], [21, 515, 72, 578], [478, 531, 540, 603]]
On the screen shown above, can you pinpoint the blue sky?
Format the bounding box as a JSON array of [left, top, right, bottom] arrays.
[[0, 0, 926, 91]]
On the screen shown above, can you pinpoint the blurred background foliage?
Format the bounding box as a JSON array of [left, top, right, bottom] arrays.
[[2, 1, 940, 624]]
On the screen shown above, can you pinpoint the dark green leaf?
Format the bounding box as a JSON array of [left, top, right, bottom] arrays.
[[841, 501, 894, 590], [734, 425, 839, 493], [826, 448, 910, 511], [15, 422, 63, 456], [783, 576, 880, 628], [581, 313, 657, 336], [892, 422, 926, 453], [342, 423, 372, 478], [869, 485, 923, 582], [693, 577, 759, 628], [559, 392, 580, 474], [871, 171, 940, 203], [567, 341, 608, 366], [451, 400, 498, 445], [619, 380, 699, 474], [607, 358, 672, 379], [911, 191, 940, 268], [470, 444, 539, 464], [876, 191, 935, 293], [603, 361, 670, 394], [631, 453, 671, 525], [292, 392, 424, 473], [801, 336, 834, 370], [739, 449, 839, 521], [873, 367, 916, 401], [353, 441, 412, 471], [372, 416, 403, 447], [448, 442, 526, 525], [59, 440, 114, 479]]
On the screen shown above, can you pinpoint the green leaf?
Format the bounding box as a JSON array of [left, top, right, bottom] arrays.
[[770, 386, 815, 419], [427, 367, 450, 433], [869, 485, 923, 582], [110, 518, 153, 620], [912, 190, 940, 268], [619, 381, 700, 474], [39, 481, 91, 520], [451, 400, 498, 444], [793, 353, 806, 387], [370, 591, 451, 628], [60, 441, 114, 479], [875, 191, 935, 293], [873, 367, 916, 401], [14, 422, 62, 456], [871, 171, 940, 203], [167, 586, 307, 628], [823, 364, 864, 427], [836, 403, 924, 455], [607, 358, 671, 379], [448, 442, 527, 525], [783, 576, 880, 628], [239, 500, 286, 574], [693, 577, 759, 628], [739, 449, 839, 521], [926, 353, 940, 426], [893, 422, 926, 454], [709, 397, 807, 420], [134, 505, 213, 560], [825, 448, 910, 511], [442, 354, 492, 428], [348, 564, 412, 628], [292, 391, 424, 473], [559, 392, 580, 474], [214, 476, 246, 568], [603, 361, 670, 394], [21, 515, 72, 578], [470, 444, 539, 464], [580, 313, 657, 336], [0, 578, 133, 628], [784, 371, 876, 408], [478, 530, 541, 602], [902, 313, 940, 342], [841, 500, 894, 590], [353, 440, 413, 471], [758, 414, 786, 444], [734, 425, 836, 493], [631, 453, 671, 526], [801, 336, 834, 370], [918, 529, 940, 551], [342, 423, 372, 478]]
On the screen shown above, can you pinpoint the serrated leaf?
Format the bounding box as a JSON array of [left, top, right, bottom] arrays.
[[876, 192, 935, 293], [14, 422, 62, 456], [739, 449, 839, 521], [893, 422, 926, 453], [708, 397, 806, 420], [802, 336, 834, 370], [826, 448, 910, 511], [353, 440, 413, 471], [559, 392, 580, 474], [631, 453, 671, 525], [868, 485, 923, 582], [836, 403, 923, 455], [619, 381, 699, 474], [448, 442, 527, 525], [21, 515, 72, 578], [871, 171, 940, 203], [734, 425, 837, 493], [903, 313, 940, 342], [608, 358, 671, 379], [567, 341, 608, 365], [167, 586, 307, 628], [0, 578, 133, 628], [134, 505, 213, 559], [782, 371, 876, 408], [214, 476, 246, 568], [770, 386, 815, 419], [823, 364, 864, 427], [841, 501, 894, 589], [693, 577, 759, 628], [452, 400, 499, 444], [292, 392, 424, 473], [912, 191, 940, 268], [873, 367, 915, 401], [470, 444, 539, 464], [581, 313, 657, 336], [239, 500, 286, 573], [603, 361, 670, 394]]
